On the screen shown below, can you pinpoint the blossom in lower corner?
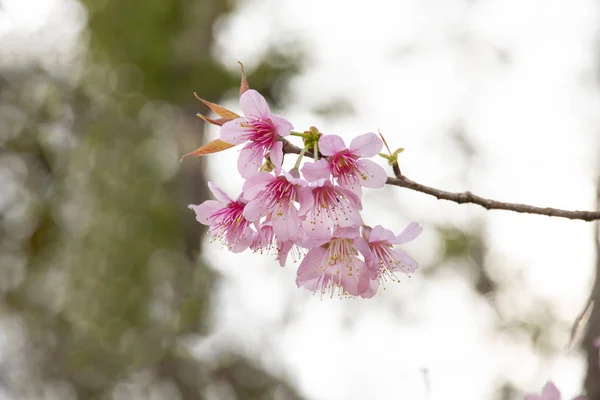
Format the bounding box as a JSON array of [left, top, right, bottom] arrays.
[[301, 132, 387, 192], [524, 381, 588, 400], [296, 226, 376, 298], [188, 182, 255, 253], [525, 382, 561, 400], [361, 222, 422, 297], [219, 89, 293, 178]]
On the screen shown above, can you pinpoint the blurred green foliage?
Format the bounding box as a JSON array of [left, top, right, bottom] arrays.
[[0, 0, 302, 398]]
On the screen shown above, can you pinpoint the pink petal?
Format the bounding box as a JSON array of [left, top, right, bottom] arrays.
[[240, 89, 270, 119], [389, 248, 419, 273], [207, 181, 232, 203], [296, 186, 314, 217], [361, 277, 379, 298], [301, 159, 331, 182], [276, 241, 293, 266], [272, 206, 299, 242], [333, 226, 360, 239], [188, 201, 221, 225], [356, 159, 387, 188], [353, 237, 374, 263], [368, 225, 396, 243], [237, 146, 264, 178], [318, 134, 347, 156], [338, 186, 363, 211], [338, 260, 370, 296], [228, 227, 254, 253], [220, 118, 249, 144], [524, 395, 544, 400], [349, 132, 383, 158], [541, 382, 561, 400], [336, 209, 363, 229], [296, 247, 327, 285], [270, 141, 284, 175], [242, 172, 273, 199], [300, 226, 331, 248], [242, 198, 265, 222], [270, 113, 293, 137], [283, 170, 306, 186], [390, 222, 423, 245]]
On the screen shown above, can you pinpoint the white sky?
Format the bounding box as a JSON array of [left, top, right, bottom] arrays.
[[2, 0, 600, 399]]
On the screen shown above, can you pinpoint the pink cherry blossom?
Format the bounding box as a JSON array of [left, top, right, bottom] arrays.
[[188, 182, 255, 253], [301, 132, 387, 191], [302, 179, 363, 237], [361, 222, 422, 297], [525, 382, 561, 400], [242, 171, 313, 242], [296, 227, 375, 297], [524, 382, 589, 400], [220, 90, 293, 178]]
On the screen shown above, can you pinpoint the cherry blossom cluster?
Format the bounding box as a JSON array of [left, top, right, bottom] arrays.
[[526, 381, 588, 400], [185, 82, 421, 298]]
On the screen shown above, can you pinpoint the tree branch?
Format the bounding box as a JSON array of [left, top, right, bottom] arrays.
[[281, 138, 600, 222]]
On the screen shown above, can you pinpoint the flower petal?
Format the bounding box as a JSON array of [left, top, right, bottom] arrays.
[[353, 237, 374, 263], [297, 186, 314, 217], [276, 241, 293, 267], [369, 225, 396, 243], [243, 198, 265, 222], [242, 172, 273, 199], [220, 119, 249, 144], [356, 159, 387, 188], [272, 206, 299, 242], [361, 277, 379, 298], [541, 382, 561, 400], [349, 132, 383, 157], [388, 248, 419, 274], [237, 146, 264, 178], [333, 226, 360, 239], [270, 113, 293, 137], [270, 141, 284, 175], [390, 222, 423, 245], [318, 134, 347, 156], [240, 89, 270, 119], [301, 159, 331, 182], [188, 201, 221, 225], [339, 186, 363, 211], [207, 181, 232, 203], [227, 227, 254, 253], [296, 247, 327, 285], [338, 260, 369, 296]]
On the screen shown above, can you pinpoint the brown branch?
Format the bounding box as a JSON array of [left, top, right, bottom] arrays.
[[282, 138, 600, 222]]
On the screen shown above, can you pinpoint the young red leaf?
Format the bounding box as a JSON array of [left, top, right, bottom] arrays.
[[193, 93, 240, 120], [180, 139, 236, 162], [238, 60, 249, 96]]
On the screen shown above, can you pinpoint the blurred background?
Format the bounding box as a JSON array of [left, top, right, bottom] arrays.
[[1, 0, 600, 399]]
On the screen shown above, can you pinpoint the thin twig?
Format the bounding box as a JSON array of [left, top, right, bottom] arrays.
[[281, 138, 600, 222]]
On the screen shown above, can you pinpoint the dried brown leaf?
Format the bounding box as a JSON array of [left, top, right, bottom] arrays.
[[238, 60, 249, 96], [194, 93, 240, 120], [196, 113, 232, 126], [180, 139, 236, 162]]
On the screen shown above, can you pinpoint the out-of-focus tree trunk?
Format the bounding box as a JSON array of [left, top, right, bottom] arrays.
[[581, 179, 600, 399]]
